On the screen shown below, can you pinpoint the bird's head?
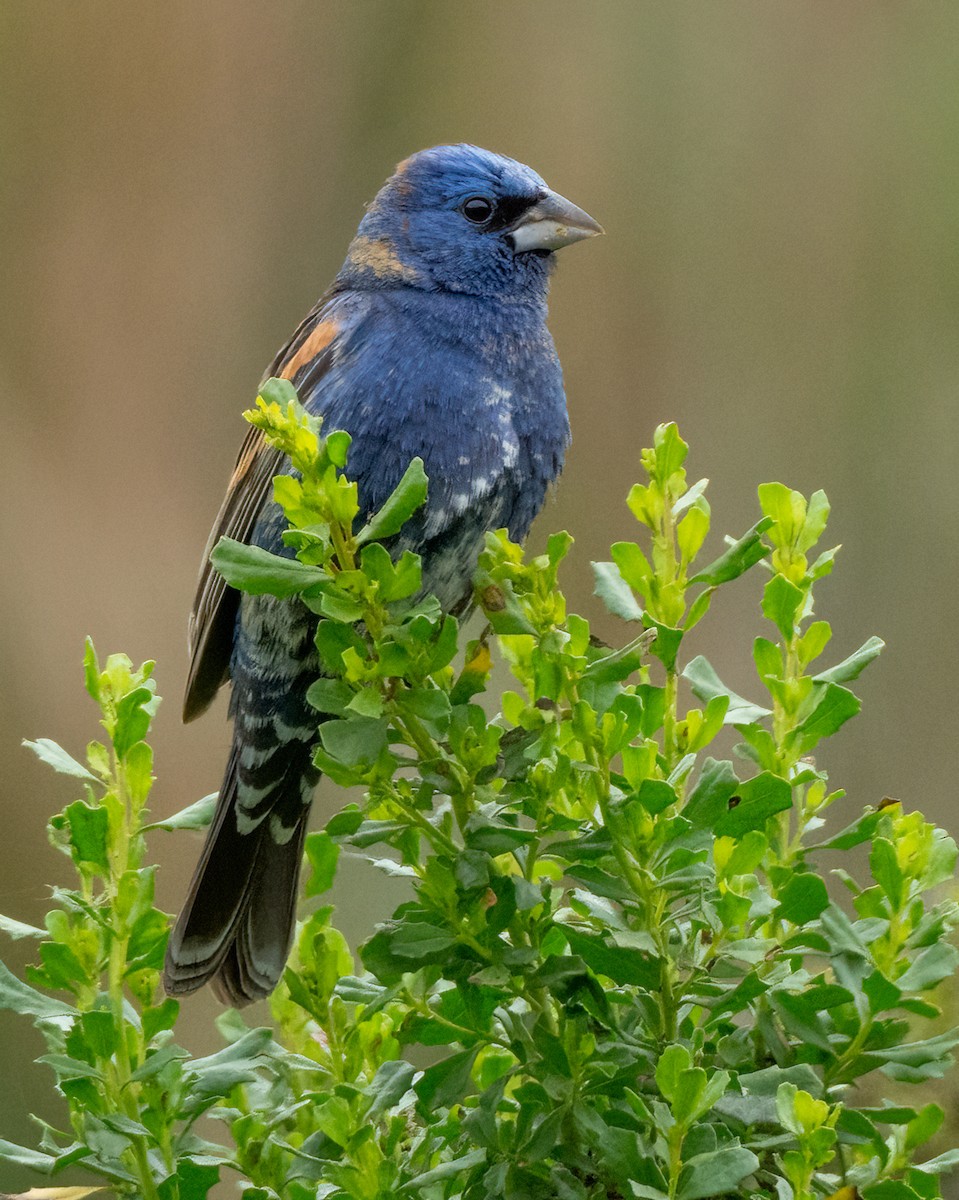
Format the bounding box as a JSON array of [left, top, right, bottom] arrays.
[[337, 144, 603, 299]]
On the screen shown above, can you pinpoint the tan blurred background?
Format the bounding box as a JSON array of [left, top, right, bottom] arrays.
[[2, 0, 959, 1192]]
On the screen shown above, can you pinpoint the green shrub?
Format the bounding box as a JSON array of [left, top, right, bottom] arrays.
[[3, 382, 957, 1199]]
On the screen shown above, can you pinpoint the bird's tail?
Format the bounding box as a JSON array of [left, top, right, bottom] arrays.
[[163, 741, 315, 1006]]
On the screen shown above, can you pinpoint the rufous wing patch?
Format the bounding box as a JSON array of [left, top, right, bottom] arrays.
[[279, 318, 339, 380], [228, 428, 266, 490]]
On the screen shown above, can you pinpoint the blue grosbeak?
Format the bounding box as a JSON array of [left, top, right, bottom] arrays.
[[163, 144, 602, 1005]]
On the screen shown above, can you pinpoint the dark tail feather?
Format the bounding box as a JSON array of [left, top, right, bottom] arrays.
[[163, 745, 312, 1006], [210, 813, 309, 1005]]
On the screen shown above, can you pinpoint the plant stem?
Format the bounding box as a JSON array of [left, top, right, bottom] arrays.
[[106, 756, 162, 1200], [663, 670, 679, 770]]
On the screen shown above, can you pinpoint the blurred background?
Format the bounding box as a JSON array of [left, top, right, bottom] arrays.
[[2, 0, 959, 1191]]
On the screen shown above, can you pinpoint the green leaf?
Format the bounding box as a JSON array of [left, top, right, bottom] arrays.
[[388, 550, 424, 601], [0, 913, 46, 939], [677, 1145, 759, 1200], [314, 587, 363, 622], [37, 942, 88, 989], [211, 537, 328, 597], [685, 758, 740, 830], [365, 1059, 416, 1117], [397, 686, 450, 725], [79, 1010, 119, 1059], [0, 1138, 57, 1171], [158, 1158, 221, 1199], [23, 738, 98, 782], [870, 1029, 959, 1080], [257, 376, 299, 408], [83, 637, 101, 702], [673, 476, 709, 517], [752, 637, 781, 682], [738, 1063, 824, 1097], [635, 778, 679, 814], [391, 922, 457, 959], [690, 518, 772, 585], [898, 943, 959, 992], [794, 683, 861, 747], [905, 1104, 944, 1152], [862, 1183, 925, 1200], [677, 504, 710, 563], [672, 1068, 707, 1125], [814, 635, 884, 684], [35, 1052, 103, 1082], [126, 908, 168, 972], [189, 1027, 277, 1095], [408, 1151, 488, 1189], [812, 808, 881, 851], [864, 970, 901, 1014], [455, 849, 491, 891], [689, 1069, 729, 1123], [762, 574, 805, 640], [871, 837, 903, 908], [611, 541, 653, 589], [915, 1148, 959, 1174], [722, 829, 767, 877], [476, 578, 537, 635], [655, 1045, 690, 1101], [414, 1047, 478, 1110], [758, 482, 805, 545], [124, 741, 154, 805], [683, 586, 713, 631], [335, 975, 386, 1004], [682, 657, 771, 724], [326, 428, 352, 468], [800, 489, 830, 551], [714, 772, 792, 837], [145, 792, 217, 832], [307, 678, 356, 717], [652, 422, 689, 481], [798, 620, 832, 667], [304, 832, 339, 896], [592, 561, 644, 622], [63, 800, 110, 872], [130, 1042, 190, 1082], [810, 544, 839, 580], [318, 716, 389, 767], [356, 457, 428, 544], [112, 686, 156, 757], [326, 805, 363, 837], [563, 928, 660, 988], [465, 815, 535, 855], [143, 998, 179, 1042], [647, 620, 683, 671], [775, 873, 829, 923]]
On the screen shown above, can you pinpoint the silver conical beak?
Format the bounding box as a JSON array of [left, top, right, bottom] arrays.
[[509, 189, 604, 253]]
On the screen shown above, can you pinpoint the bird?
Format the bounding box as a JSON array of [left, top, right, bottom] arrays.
[[162, 143, 603, 1005]]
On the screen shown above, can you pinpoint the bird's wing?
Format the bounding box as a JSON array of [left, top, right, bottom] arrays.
[[182, 302, 342, 722]]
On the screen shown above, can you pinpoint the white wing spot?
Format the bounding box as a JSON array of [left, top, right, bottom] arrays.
[[270, 814, 300, 845], [485, 382, 513, 407]]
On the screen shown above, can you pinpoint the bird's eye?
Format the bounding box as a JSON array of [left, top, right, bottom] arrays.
[[461, 196, 495, 224]]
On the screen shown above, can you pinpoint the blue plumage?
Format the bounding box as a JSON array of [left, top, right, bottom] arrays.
[[164, 144, 602, 1003]]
